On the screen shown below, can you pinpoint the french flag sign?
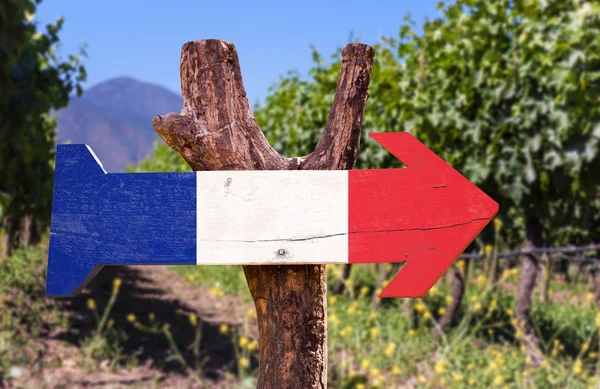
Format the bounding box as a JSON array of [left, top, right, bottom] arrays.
[[46, 132, 498, 298]]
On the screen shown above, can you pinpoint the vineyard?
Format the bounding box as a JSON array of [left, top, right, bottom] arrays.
[[2, 0, 600, 388]]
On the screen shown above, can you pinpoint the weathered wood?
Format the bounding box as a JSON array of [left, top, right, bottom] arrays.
[[195, 170, 348, 265], [153, 39, 374, 389]]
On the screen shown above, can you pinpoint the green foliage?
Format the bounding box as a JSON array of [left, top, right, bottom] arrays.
[[250, 0, 600, 247], [0, 0, 86, 226], [127, 140, 190, 173]]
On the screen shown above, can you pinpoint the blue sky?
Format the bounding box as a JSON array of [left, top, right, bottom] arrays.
[[37, 0, 440, 105]]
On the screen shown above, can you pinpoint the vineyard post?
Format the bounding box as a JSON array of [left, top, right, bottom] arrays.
[[152, 39, 374, 388]]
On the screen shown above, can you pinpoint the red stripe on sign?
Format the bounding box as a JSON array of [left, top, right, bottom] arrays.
[[348, 132, 498, 298]]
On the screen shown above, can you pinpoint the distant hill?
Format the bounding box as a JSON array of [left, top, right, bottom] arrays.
[[56, 77, 182, 172]]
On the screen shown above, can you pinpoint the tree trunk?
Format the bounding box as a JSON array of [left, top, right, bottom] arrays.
[[438, 268, 465, 332], [467, 257, 475, 284], [331, 264, 352, 295], [19, 215, 39, 248], [538, 253, 551, 304], [515, 215, 544, 366], [152, 40, 374, 389], [1, 214, 19, 260], [572, 254, 584, 285], [593, 254, 600, 309], [489, 255, 500, 284]]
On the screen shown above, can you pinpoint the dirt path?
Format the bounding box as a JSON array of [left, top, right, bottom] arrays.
[[6, 265, 257, 389]]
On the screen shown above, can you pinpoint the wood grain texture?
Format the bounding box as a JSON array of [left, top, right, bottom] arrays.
[[153, 39, 374, 389], [196, 170, 348, 265], [348, 132, 498, 297], [47, 145, 196, 296]]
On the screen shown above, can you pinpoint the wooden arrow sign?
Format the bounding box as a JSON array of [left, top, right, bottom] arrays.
[[46, 132, 498, 298]]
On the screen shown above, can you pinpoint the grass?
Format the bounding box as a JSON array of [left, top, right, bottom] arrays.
[[1, 239, 599, 388], [176, 261, 600, 389]]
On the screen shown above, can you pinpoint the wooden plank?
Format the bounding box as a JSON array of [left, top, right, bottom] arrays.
[[47, 133, 499, 298], [196, 170, 348, 265]]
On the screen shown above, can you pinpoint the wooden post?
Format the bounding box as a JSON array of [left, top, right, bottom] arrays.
[[153, 39, 374, 388]]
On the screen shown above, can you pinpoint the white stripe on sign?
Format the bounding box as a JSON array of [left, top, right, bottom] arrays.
[[196, 170, 349, 265]]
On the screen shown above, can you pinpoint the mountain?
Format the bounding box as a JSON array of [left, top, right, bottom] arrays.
[[56, 77, 182, 172]]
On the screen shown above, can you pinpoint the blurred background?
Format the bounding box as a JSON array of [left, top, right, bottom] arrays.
[[1, 0, 599, 388]]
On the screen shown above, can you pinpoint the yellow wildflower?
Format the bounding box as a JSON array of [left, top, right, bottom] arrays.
[[370, 368, 381, 377], [361, 359, 370, 370], [467, 363, 474, 370], [429, 285, 438, 296], [434, 359, 446, 374], [239, 336, 249, 348], [457, 260, 465, 272], [370, 328, 380, 338], [86, 298, 96, 310], [384, 342, 397, 357], [382, 280, 389, 288], [414, 302, 426, 313], [189, 313, 197, 327], [356, 384, 364, 389], [369, 311, 378, 321], [112, 278, 122, 293], [445, 296, 453, 305], [328, 295, 337, 304], [573, 359, 583, 375], [340, 326, 353, 337], [488, 328, 495, 336], [107, 319, 114, 330], [468, 378, 476, 385], [452, 373, 463, 382], [247, 308, 255, 318], [583, 343, 590, 352], [219, 324, 228, 334], [417, 375, 427, 383], [493, 376, 505, 386], [484, 244, 493, 257], [360, 286, 370, 297], [595, 312, 600, 328], [247, 339, 258, 351], [330, 314, 340, 325], [391, 365, 401, 375], [239, 357, 249, 368], [493, 217, 501, 230], [477, 275, 487, 288], [438, 307, 446, 316], [127, 313, 136, 323], [423, 311, 432, 320], [408, 329, 416, 337]]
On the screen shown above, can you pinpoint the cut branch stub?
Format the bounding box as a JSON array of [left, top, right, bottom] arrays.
[[152, 39, 374, 389]]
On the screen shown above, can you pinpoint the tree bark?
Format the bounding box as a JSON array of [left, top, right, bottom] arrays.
[[19, 215, 38, 248], [1, 214, 19, 260], [331, 264, 352, 295], [572, 254, 584, 285], [537, 253, 551, 304], [152, 39, 374, 389], [515, 215, 544, 366], [593, 254, 600, 309], [438, 268, 465, 332]]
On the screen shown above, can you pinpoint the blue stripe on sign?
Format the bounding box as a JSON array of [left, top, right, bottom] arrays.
[[47, 144, 196, 296]]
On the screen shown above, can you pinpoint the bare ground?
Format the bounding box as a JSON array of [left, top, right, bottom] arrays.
[[4, 265, 257, 389]]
